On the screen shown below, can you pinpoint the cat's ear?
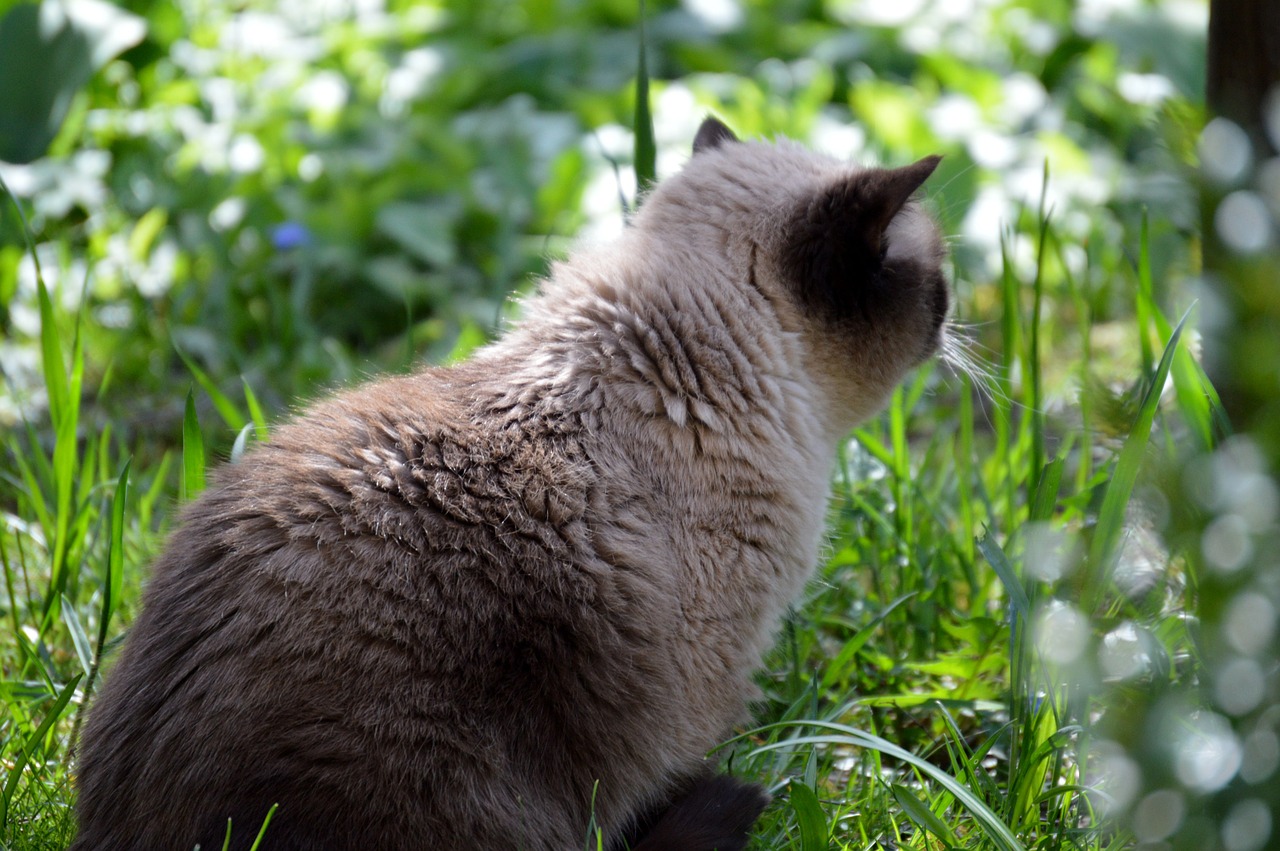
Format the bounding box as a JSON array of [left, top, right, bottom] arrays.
[[693, 117, 739, 155], [860, 155, 942, 254], [782, 154, 943, 316]]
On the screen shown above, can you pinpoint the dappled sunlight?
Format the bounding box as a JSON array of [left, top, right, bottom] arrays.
[[5, 1, 1279, 850]]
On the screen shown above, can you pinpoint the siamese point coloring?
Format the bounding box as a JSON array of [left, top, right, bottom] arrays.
[[73, 117, 949, 851]]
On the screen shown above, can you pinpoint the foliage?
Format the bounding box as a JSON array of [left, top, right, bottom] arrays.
[[0, 0, 145, 164], [1, 1, 1250, 850]]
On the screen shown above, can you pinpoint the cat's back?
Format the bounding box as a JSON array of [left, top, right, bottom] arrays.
[[74, 116, 950, 851], [73, 364, 628, 851]]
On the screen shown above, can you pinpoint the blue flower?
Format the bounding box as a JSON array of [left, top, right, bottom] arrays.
[[271, 221, 312, 251]]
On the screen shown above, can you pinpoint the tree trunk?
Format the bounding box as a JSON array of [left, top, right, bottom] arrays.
[[1206, 0, 1280, 160], [1203, 0, 1280, 431]]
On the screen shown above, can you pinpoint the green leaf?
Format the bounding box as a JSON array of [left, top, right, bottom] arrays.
[[36, 277, 67, 430], [181, 389, 205, 502], [977, 531, 1031, 619], [100, 459, 129, 650], [176, 347, 246, 432], [788, 780, 828, 851], [633, 0, 656, 192], [61, 593, 93, 679], [1088, 307, 1192, 592], [0, 0, 145, 163], [892, 783, 961, 847], [230, 422, 255, 464], [243, 379, 269, 442], [375, 200, 459, 268]]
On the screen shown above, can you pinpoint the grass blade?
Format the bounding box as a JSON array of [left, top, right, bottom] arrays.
[[248, 803, 279, 851], [60, 594, 93, 679], [1029, 456, 1064, 522], [1135, 215, 1223, 450], [101, 460, 130, 650], [138, 451, 173, 530], [977, 531, 1031, 619], [891, 783, 961, 847], [788, 780, 828, 851], [633, 0, 656, 193], [36, 278, 68, 430], [1087, 306, 1192, 599], [741, 722, 1027, 851], [1135, 211, 1155, 374], [997, 232, 1020, 529], [230, 422, 256, 464], [41, 348, 82, 628], [177, 348, 246, 432], [1027, 172, 1050, 485], [958, 376, 977, 566], [935, 701, 1000, 800], [820, 593, 915, 690], [182, 389, 205, 502], [0, 674, 82, 832], [243, 378, 270, 441]]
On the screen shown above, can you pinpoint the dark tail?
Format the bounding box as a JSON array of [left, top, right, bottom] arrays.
[[629, 775, 769, 851]]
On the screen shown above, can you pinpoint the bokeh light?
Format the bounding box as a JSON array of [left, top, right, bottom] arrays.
[[1086, 740, 1142, 818], [1215, 191, 1273, 255], [1132, 788, 1186, 843], [1221, 798, 1271, 851], [1215, 657, 1267, 717], [1034, 600, 1090, 665], [1174, 711, 1242, 793], [1099, 621, 1154, 682], [1223, 591, 1277, 656]]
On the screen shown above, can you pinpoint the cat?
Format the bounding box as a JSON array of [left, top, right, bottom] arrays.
[[71, 117, 947, 851]]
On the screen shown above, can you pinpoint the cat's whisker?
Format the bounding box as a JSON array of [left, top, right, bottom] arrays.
[[938, 324, 1009, 406]]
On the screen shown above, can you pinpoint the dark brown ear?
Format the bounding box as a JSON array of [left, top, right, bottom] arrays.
[[781, 155, 943, 318], [693, 117, 738, 154], [861, 155, 942, 255]]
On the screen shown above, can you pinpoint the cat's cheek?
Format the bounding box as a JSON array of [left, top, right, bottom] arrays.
[[804, 352, 901, 436], [924, 272, 951, 353]]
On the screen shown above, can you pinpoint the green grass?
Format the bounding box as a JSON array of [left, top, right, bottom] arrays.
[[0, 2, 1225, 850], [725, 210, 1208, 849], [0, 175, 1208, 850]]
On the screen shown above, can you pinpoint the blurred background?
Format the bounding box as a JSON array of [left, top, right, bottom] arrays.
[[8, 2, 1280, 851], [0, 0, 1207, 435]]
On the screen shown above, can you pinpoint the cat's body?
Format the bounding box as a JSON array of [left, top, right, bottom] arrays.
[[73, 120, 947, 851]]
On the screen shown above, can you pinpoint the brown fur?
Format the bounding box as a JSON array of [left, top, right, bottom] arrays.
[[72, 118, 947, 850]]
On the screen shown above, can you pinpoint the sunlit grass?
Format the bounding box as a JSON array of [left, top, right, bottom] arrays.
[[0, 3, 1227, 850], [730, 201, 1209, 849], [1, 106, 1212, 851], [2, 172, 1209, 851]]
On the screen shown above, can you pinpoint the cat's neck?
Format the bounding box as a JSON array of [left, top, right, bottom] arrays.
[[469, 235, 833, 621], [484, 231, 830, 461]]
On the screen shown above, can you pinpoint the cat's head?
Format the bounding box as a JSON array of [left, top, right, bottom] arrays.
[[639, 117, 949, 435]]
